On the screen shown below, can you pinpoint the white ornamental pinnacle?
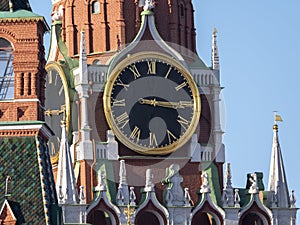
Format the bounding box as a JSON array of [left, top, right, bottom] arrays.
[[184, 188, 191, 206], [116, 188, 125, 206], [143, 0, 154, 11], [225, 163, 232, 189], [222, 191, 228, 207], [129, 187, 136, 206], [119, 160, 128, 185], [145, 169, 154, 191], [249, 173, 259, 194], [79, 186, 86, 204], [290, 189, 296, 208], [234, 189, 241, 208], [96, 170, 106, 191], [200, 171, 211, 193]]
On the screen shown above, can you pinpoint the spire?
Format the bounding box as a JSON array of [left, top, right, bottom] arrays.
[[224, 163, 232, 189], [79, 30, 88, 85], [212, 28, 220, 70], [222, 163, 234, 207], [116, 160, 129, 205], [56, 122, 79, 204], [267, 114, 290, 208]]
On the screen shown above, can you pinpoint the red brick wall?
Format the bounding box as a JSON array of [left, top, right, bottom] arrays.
[[54, 0, 196, 63], [0, 18, 47, 122]]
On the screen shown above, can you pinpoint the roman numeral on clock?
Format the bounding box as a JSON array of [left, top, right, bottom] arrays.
[[177, 115, 189, 131], [147, 61, 156, 74], [130, 126, 141, 143], [167, 129, 177, 143], [116, 112, 129, 129], [112, 98, 125, 107], [149, 132, 158, 147], [164, 66, 172, 79], [175, 82, 187, 91], [116, 78, 129, 90], [129, 65, 141, 79]]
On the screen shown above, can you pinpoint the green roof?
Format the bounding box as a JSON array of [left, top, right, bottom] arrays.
[[0, 9, 43, 19], [0, 136, 58, 224]]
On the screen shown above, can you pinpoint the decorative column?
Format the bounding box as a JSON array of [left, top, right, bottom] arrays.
[[75, 30, 93, 161]]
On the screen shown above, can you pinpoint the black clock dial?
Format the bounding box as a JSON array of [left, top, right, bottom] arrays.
[[104, 52, 200, 155], [45, 67, 66, 158]]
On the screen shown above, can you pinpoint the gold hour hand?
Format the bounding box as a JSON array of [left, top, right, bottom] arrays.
[[139, 98, 193, 109]]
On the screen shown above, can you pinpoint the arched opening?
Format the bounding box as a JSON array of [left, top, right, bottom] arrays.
[[87, 209, 115, 225], [240, 212, 266, 225], [92, 1, 100, 14], [136, 211, 162, 225], [0, 38, 14, 100], [192, 212, 218, 225]]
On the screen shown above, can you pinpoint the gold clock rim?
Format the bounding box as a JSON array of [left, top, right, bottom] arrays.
[[45, 61, 71, 163], [103, 51, 201, 155]]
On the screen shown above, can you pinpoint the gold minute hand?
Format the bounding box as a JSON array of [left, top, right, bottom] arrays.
[[139, 98, 193, 109]]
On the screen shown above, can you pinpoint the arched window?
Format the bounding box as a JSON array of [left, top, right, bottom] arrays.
[[92, 1, 100, 14], [0, 38, 14, 100]]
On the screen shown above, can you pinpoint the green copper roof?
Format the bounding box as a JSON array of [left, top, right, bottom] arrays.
[[0, 136, 58, 224], [0, 9, 43, 19], [0, 0, 31, 12]]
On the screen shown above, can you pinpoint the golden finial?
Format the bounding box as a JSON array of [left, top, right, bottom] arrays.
[[123, 204, 135, 225], [213, 27, 218, 35], [273, 111, 283, 131]]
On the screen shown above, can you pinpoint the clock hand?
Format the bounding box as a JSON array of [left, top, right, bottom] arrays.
[[139, 98, 193, 109]]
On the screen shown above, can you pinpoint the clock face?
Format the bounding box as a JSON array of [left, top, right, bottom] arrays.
[[45, 66, 67, 159], [103, 52, 200, 155]]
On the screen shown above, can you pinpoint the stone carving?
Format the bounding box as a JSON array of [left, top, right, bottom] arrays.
[[290, 189, 296, 208], [145, 169, 155, 192], [129, 187, 136, 206], [116, 188, 125, 206], [222, 191, 228, 207], [79, 186, 86, 204], [96, 170, 106, 191], [200, 171, 210, 193], [163, 164, 185, 206], [117, 160, 129, 205], [234, 189, 240, 208], [249, 173, 259, 194], [143, 0, 154, 11], [184, 188, 191, 206]]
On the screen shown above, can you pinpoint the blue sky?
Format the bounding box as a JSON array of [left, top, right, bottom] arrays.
[[30, 0, 299, 218]]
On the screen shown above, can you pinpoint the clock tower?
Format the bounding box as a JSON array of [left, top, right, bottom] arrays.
[[47, 0, 226, 224]]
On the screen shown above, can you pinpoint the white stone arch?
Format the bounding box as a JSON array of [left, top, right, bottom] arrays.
[[86, 191, 121, 225], [191, 193, 225, 225], [238, 194, 272, 225], [134, 191, 169, 225]]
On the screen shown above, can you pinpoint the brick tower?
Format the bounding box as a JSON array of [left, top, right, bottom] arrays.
[[51, 0, 196, 64], [0, 1, 59, 224]]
